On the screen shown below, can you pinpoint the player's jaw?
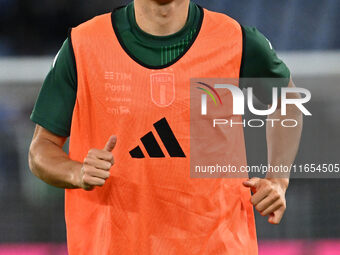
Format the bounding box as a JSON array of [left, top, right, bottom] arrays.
[[149, 0, 184, 5]]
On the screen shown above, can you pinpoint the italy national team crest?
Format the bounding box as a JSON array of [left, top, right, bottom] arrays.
[[150, 73, 175, 107]]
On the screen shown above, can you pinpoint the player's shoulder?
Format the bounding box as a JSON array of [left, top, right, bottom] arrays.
[[72, 13, 112, 33], [202, 7, 240, 31], [242, 26, 271, 45], [242, 25, 277, 50], [241, 25, 275, 59], [240, 25, 290, 80], [70, 12, 113, 46]]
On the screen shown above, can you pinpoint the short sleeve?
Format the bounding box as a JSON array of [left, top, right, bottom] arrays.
[[240, 25, 290, 104], [30, 38, 77, 137]]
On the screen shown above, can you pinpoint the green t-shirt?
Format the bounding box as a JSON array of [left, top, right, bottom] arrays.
[[31, 1, 290, 137]]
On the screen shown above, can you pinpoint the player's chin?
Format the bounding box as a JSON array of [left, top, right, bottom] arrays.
[[152, 0, 176, 4]]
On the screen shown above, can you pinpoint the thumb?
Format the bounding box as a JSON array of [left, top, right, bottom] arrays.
[[104, 135, 117, 152], [243, 178, 260, 189]]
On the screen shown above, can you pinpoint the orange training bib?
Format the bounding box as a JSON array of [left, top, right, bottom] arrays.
[[67, 7, 257, 255]]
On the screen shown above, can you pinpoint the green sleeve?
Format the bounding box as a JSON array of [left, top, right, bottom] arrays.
[[30, 38, 77, 137], [240, 25, 290, 105]]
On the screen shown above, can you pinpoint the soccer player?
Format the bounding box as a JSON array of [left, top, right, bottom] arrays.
[[28, 0, 302, 254]]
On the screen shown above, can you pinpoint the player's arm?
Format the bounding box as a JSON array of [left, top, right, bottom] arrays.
[[244, 79, 302, 224], [241, 26, 302, 224], [28, 37, 115, 190], [29, 125, 116, 190], [266, 79, 302, 182]]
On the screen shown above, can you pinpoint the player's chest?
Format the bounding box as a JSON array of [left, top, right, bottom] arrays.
[[83, 66, 192, 119]]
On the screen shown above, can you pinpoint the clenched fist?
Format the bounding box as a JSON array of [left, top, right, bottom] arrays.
[[243, 177, 288, 224], [78, 135, 117, 191]]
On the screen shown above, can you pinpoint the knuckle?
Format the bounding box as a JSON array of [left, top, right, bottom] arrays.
[[83, 166, 91, 174], [105, 162, 112, 169], [269, 190, 278, 198], [264, 186, 272, 193], [82, 175, 90, 184], [261, 179, 270, 186], [84, 157, 91, 164], [279, 201, 285, 208], [262, 178, 269, 184], [273, 193, 280, 200], [98, 179, 106, 186], [82, 165, 88, 174], [89, 148, 100, 157], [253, 177, 260, 183], [272, 189, 279, 195], [105, 152, 113, 160], [101, 151, 113, 161], [104, 172, 111, 179]]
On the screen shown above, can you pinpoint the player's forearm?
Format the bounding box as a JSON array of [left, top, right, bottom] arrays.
[[265, 81, 303, 188], [29, 138, 81, 189]]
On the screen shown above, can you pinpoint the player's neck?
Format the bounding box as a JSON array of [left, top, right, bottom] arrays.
[[134, 0, 190, 36]]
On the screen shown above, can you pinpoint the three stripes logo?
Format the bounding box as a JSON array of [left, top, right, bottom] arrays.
[[129, 118, 186, 158]]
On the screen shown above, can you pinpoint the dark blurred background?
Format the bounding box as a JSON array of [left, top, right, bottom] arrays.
[[1, 0, 340, 56], [0, 0, 339, 254]]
